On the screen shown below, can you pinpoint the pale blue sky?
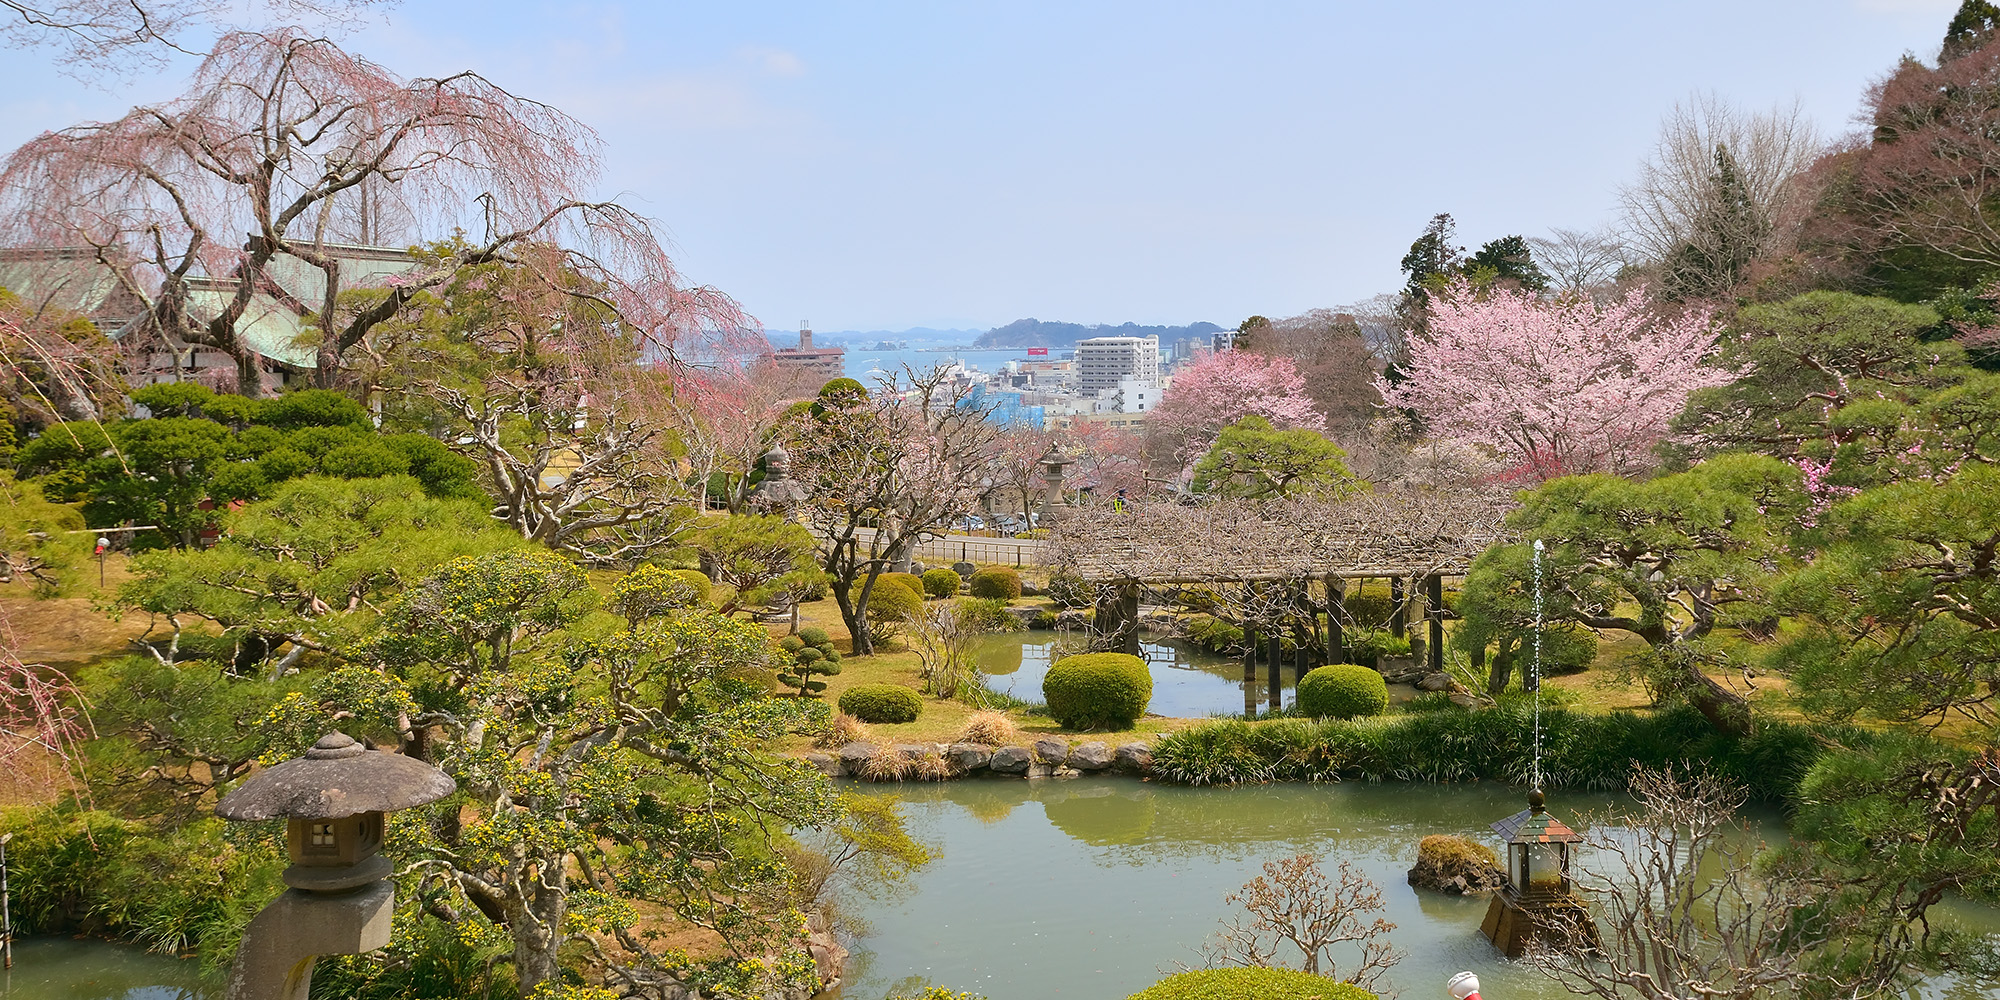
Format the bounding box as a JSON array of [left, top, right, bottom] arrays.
[[0, 1, 1966, 331]]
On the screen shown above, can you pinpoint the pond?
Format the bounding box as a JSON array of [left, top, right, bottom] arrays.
[[827, 777, 2000, 1000], [970, 634, 1294, 718], [0, 937, 203, 1000]]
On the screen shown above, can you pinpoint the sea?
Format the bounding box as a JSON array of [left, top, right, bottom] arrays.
[[840, 347, 1057, 382], [836, 343, 1191, 382]]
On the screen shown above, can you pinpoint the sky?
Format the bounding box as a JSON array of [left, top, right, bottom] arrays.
[[0, 0, 1969, 332]]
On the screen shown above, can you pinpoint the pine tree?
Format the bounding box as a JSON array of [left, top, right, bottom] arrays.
[[1942, 0, 2000, 63]]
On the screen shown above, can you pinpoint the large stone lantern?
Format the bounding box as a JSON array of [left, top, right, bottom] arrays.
[[746, 443, 809, 511], [1479, 788, 1593, 957], [1035, 444, 1074, 522], [215, 732, 455, 1000]]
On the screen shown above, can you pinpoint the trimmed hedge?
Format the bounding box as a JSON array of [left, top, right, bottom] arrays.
[[838, 683, 924, 723], [922, 568, 962, 598], [1042, 652, 1152, 730], [1297, 664, 1389, 720], [1127, 969, 1377, 1000], [967, 567, 1023, 601], [1149, 703, 1864, 800], [880, 572, 926, 599]]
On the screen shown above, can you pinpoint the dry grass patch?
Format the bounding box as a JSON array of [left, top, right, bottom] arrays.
[[956, 710, 1019, 746], [814, 712, 872, 748]]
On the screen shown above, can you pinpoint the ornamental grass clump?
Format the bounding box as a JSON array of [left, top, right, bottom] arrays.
[[859, 743, 912, 782], [859, 743, 950, 782], [814, 712, 872, 748], [1297, 664, 1390, 720], [956, 710, 1019, 746], [838, 683, 924, 724], [1041, 652, 1152, 730]]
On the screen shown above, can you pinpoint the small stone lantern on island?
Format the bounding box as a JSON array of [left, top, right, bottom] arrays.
[[215, 732, 455, 1000], [1479, 788, 1596, 957]]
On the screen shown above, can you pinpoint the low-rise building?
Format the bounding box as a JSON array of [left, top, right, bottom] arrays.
[[770, 324, 846, 382]]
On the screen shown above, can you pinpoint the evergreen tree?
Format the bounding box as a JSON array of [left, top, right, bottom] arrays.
[[1661, 144, 1768, 300], [1398, 213, 1465, 301], [1942, 0, 2000, 62], [1465, 235, 1551, 292]]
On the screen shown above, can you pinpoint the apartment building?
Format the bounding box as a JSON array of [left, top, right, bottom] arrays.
[[1073, 335, 1160, 395]]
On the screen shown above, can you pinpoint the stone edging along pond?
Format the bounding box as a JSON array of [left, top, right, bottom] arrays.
[[801, 735, 1154, 781]]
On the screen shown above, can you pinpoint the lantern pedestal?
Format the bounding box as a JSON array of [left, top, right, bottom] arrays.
[[1478, 885, 1596, 957], [224, 880, 393, 1000]]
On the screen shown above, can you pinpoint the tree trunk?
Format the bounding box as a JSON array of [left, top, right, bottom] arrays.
[[832, 581, 873, 656], [234, 350, 263, 398], [1486, 646, 1511, 696], [509, 862, 567, 996], [1668, 651, 1755, 737]]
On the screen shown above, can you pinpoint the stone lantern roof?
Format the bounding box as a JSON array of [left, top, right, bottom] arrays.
[[1489, 789, 1583, 845], [216, 732, 456, 821]]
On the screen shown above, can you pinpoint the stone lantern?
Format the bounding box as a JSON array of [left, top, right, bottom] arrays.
[[215, 732, 455, 1000], [1035, 444, 1074, 522], [1479, 788, 1594, 957], [746, 443, 809, 511]]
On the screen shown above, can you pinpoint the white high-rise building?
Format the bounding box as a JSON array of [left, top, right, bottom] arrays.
[[1074, 335, 1160, 395]]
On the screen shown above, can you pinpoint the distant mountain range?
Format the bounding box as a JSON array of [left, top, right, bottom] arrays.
[[973, 318, 1224, 349]]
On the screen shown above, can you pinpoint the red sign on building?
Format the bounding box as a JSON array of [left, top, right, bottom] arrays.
[[1026, 347, 1049, 356]]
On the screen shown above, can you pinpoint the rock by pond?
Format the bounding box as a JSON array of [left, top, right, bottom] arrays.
[[1408, 833, 1507, 895]]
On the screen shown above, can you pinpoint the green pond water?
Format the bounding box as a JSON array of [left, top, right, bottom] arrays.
[[12, 781, 1998, 1000], [0, 937, 203, 1000], [828, 777, 2000, 1000], [971, 634, 1295, 717]]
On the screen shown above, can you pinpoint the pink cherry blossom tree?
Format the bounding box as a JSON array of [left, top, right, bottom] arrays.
[[1376, 282, 1733, 480], [0, 29, 748, 397], [1147, 349, 1326, 476]]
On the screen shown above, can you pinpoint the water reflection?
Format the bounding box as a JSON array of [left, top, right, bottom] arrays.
[[969, 634, 1297, 718], [0, 937, 205, 1000], [833, 778, 2000, 1000]]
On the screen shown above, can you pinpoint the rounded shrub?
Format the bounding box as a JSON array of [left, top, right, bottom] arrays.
[[798, 626, 831, 648], [1297, 663, 1390, 720], [1127, 968, 1377, 1000], [1042, 652, 1152, 730], [878, 572, 926, 598], [866, 582, 923, 629], [778, 636, 805, 654], [921, 568, 962, 598], [838, 683, 923, 724], [967, 567, 1023, 601], [669, 569, 714, 605], [1538, 624, 1599, 676]]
